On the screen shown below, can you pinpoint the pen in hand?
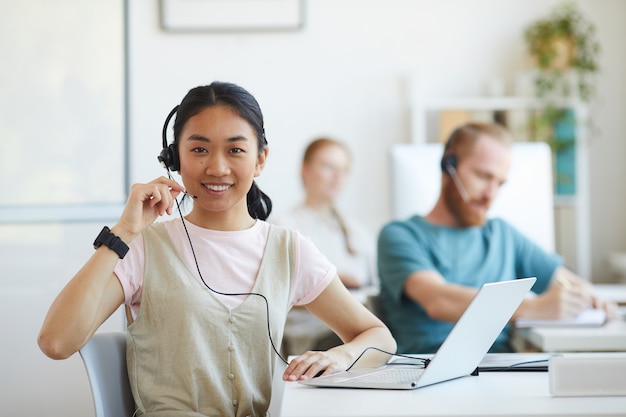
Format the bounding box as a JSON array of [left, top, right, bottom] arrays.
[[556, 274, 572, 289], [556, 273, 601, 314]]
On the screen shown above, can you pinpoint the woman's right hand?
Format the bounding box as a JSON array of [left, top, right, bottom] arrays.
[[38, 176, 186, 360], [113, 177, 185, 242]]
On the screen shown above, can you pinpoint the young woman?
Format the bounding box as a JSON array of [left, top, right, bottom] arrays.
[[271, 138, 378, 355], [38, 82, 395, 417]]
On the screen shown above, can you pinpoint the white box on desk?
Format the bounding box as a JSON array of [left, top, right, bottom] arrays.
[[549, 356, 626, 396]]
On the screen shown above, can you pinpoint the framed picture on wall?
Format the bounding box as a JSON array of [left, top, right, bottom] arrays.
[[160, 0, 303, 32]]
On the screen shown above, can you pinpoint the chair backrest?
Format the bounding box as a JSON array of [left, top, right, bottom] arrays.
[[79, 332, 135, 417], [80, 332, 285, 417], [390, 142, 555, 252]]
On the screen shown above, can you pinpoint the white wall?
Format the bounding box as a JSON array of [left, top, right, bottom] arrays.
[[2, 1, 625, 415], [129, 0, 626, 280], [583, 3, 626, 282]]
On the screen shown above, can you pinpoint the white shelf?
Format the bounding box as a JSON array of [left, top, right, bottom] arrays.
[[553, 195, 578, 207], [417, 96, 585, 112]]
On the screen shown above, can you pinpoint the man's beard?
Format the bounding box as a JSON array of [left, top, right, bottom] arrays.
[[443, 182, 489, 227]]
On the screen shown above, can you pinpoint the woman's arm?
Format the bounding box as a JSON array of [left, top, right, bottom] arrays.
[[37, 252, 125, 359], [38, 177, 184, 359], [283, 276, 396, 381]]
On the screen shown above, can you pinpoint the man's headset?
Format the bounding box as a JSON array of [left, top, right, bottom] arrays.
[[441, 128, 471, 202]]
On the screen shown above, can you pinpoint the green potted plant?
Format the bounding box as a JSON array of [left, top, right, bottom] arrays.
[[524, 1, 600, 101], [523, 2, 600, 194]]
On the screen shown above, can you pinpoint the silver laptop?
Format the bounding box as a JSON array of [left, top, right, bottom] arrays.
[[299, 277, 536, 390]]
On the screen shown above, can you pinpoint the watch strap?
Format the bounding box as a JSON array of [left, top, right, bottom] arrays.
[[93, 226, 129, 259]]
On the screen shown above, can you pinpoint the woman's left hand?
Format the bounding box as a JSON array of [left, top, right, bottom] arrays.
[[282, 277, 396, 382], [282, 349, 349, 381]]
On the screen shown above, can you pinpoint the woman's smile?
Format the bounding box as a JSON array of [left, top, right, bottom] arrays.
[[203, 183, 234, 193]]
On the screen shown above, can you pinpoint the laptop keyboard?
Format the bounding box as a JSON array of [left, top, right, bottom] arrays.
[[347, 367, 425, 384]]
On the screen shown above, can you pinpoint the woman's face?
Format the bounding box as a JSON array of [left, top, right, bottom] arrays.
[[301, 144, 350, 202], [177, 105, 267, 222]]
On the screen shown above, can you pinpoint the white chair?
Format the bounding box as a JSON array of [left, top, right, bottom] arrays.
[[79, 332, 135, 417], [389, 142, 555, 252]]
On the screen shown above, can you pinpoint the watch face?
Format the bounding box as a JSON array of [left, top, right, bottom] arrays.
[[93, 226, 129, 259]]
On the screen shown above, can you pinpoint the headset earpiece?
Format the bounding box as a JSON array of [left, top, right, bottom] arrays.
[[441, 126, 462, 174], [441, 154, 458, 174], [441, 153, 471, 202], [158, 105, 180, 172], [158, 144, 180, 172]]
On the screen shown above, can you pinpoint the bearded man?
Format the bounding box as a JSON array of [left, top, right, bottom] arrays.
[[377, 122, 618, 353]]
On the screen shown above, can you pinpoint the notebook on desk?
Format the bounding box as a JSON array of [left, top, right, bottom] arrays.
[[299, 277, 536, 390]]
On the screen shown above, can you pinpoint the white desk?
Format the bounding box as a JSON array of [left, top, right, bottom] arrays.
[[514, 284, 626, 352], [595, 284, 626, 306], [519, 320, 626, 352], [280, 365, 626, 417]]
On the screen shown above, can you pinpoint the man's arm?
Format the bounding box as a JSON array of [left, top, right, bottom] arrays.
[[403, 269, 479, 322], [404, 266, 621, 324]]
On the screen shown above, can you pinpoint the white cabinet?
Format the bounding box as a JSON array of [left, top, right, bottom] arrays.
[[410, 96, 591, 279]]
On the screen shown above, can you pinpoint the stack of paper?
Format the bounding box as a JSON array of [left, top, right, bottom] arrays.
[[478, 353, 557, 371]]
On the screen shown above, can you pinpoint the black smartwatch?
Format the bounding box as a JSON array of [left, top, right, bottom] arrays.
[[93, 226, 129, 259]]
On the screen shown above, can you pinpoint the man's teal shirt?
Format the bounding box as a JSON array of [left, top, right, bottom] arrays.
[[377, 215, 561, 354]]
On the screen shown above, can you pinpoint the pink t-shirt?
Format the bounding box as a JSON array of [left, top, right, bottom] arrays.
[[114, 219, 336, 318]]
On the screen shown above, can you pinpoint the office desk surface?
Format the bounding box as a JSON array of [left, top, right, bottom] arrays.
[[280, 371, 626, 417], [595, 284, 626, 305]]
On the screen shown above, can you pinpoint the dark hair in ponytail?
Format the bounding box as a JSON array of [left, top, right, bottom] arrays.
[[246, 183, 272, 221], [172, 81, 272, 220]]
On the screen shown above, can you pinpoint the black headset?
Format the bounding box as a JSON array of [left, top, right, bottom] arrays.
[[158, 105, 181, 172], [157, 104, 269, 173], [440, 127, 461, 174], [440, 153, 458, 174]]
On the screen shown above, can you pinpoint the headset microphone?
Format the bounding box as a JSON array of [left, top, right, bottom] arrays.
[[442, 155, 471, 203]]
